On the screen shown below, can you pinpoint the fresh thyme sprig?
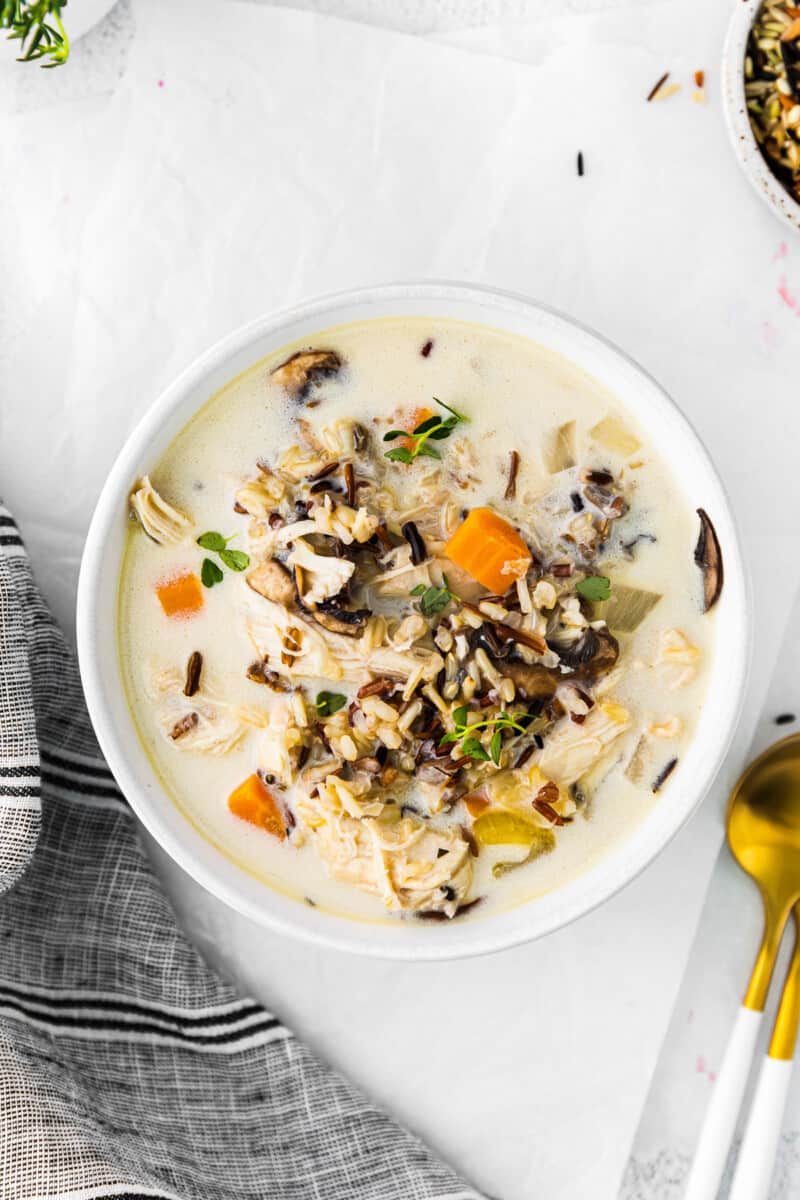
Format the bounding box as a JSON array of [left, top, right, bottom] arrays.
[[383, 398, 467, 464], [440, 706, 530, 765], [2, 1, 69, 67]]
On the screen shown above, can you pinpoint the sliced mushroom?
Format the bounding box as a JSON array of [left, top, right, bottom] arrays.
[[555, 626, 619, 676], [247, 559, 295, 606], [499, 660, 559, 700], [311, 605, 370, 638], [694, 508, 723, 613], [270, 349, 342, 400]]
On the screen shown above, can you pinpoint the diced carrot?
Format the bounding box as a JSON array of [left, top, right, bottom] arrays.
[[156, 571, 204, 617], [444, 507, 532, 595], [228, 774, 287, 841], [399, 406, 435, 448], [464, 794, 491, 818]]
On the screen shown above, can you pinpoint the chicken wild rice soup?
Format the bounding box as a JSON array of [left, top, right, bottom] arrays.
[[119, 318, 722, 925]]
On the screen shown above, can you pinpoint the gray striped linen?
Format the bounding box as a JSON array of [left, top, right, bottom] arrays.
[[0, 501, 483, 1200]]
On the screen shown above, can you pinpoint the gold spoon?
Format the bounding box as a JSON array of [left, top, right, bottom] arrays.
[[685, 733, 800, 1200]]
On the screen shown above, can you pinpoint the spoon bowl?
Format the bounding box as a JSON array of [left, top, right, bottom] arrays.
[[685, 733, 800, 1200], [728, 735, 800, 917]]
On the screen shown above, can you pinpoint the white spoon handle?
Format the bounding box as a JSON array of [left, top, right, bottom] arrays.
[[728, 1055, 792, 1200], [684, 1006, 763, 1200]]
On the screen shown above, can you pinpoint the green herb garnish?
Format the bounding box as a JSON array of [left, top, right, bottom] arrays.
[[201, 558, 224, 588], [197, 531, 250, 587], [2, 1, 69, 67], [440, 706, 530, 765], [219, 548, 249, 572], [575, 575, 611, 602], [316, 691, 347, 718], [410, 573, 455, 616], [383, 398, 467, 464], [197, 531, 228, 551]]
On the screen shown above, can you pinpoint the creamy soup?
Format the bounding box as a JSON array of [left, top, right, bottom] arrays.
[[118, 318, 721, 925]]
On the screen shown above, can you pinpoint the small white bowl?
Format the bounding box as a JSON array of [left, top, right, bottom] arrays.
[[77, 282, 750, 960], [723, 0, 800, 233]]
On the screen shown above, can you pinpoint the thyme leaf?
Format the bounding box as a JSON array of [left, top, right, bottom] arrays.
[[440, 709, 530, 763], [383, 398, 467, 464], [201, 558, 224, 588], [316, 691, 347, 718], [197, 531, 250, 580], [410, 574, 454, 616], [219, 548, 249, 572]]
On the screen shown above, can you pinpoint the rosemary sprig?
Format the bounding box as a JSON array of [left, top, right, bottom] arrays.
[[383, 398, 467, 464], [440, 706, 530, 765], [2, 1, 69, 67]]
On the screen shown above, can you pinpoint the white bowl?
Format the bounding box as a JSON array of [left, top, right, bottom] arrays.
[[77, 282, 749, 960], [723, 0, 800, 233]]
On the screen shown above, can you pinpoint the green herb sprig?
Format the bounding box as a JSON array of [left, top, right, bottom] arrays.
[[315, 691, 347, 718], [2, 1, 69, 67], [440, 706, 530, 765], [383, 398, 467, 464], [197, 531, 250, 589], [575, 575, 611, 602], [410, 574, 455, 616]]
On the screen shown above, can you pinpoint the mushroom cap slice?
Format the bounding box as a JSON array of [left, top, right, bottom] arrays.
[[270, 349, 342, 400], [246, 559, 295, 606], [500, 660, 559, 700], [694, 507, 723, 613], [311, 605, 370, 638], [555, 626, 619, 677]]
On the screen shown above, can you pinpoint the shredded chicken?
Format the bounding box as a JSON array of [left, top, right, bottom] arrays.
[[287, 538, 355, 604], [298, 783, 473, 914], [539, 701, 631, 785], [256, 696, 310, 784], [148, 667, 246, 755], [655, 628, 701, 689], [130, 476, 191, 545]]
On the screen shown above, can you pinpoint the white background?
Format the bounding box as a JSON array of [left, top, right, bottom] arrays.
[[2, 1, 800, 1197]]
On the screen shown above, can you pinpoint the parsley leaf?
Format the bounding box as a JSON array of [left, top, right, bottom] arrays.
[[316, 691, 347, 718], [576, 575, 611, 602]]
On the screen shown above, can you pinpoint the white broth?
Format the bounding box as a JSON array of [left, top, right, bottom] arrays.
[[118, 317, 717, 925]]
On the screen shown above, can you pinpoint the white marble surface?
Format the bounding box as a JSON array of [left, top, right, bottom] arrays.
[[2, 2, 800, 1198]]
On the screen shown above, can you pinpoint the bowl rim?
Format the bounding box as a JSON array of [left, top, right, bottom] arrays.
[[722, 0, 800, 234], [76, 280, 751, 960]]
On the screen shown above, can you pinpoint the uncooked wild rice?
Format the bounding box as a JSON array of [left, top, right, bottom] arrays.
[[746, 0, 800, 200]]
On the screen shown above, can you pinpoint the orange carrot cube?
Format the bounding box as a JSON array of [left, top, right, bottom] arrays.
[[228, 774, 287, 841], [156, 572, 204, 618], [444, 508, 532, 595]]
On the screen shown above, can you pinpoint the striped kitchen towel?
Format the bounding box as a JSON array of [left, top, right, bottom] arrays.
[[0, 500, 482, 1200]]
